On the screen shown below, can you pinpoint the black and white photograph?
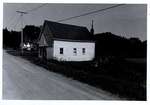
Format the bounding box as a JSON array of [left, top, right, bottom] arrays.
[[2, 3, 147, 101]]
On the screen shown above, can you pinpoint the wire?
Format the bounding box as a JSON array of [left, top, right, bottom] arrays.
[[57, 4, 125, 22], [13, 16, 21, 30], [26, 3, 47, 13], [15, 3, 47, 26], [9, 15, 20, 29], [13, 4, 125, 30], [6, 14, 17, 28]]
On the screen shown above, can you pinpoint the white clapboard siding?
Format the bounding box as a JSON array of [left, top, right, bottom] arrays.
[[52, 40, 95, 61]]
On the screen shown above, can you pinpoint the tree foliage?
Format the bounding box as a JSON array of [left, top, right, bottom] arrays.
[[23, 25, 41, 43], [3, 25, 41, 49], [3, 28, 21, 49], [94, 32, 146, 58]]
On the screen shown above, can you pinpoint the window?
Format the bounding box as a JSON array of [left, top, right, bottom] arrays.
[[60, 48, 63, 54], [73, 48, 77, 55], [82, 48, 86, 55]]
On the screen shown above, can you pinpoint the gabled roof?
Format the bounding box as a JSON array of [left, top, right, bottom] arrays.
[[40, 20, 94, 41]]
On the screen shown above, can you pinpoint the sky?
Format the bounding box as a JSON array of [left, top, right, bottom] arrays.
[[3, 3, 147, 41]]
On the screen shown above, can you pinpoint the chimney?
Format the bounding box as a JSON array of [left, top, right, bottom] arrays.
[[90, 20, 94, 35]]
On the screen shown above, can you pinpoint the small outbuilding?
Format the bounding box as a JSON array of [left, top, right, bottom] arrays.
[[38, 20, 95, 61]]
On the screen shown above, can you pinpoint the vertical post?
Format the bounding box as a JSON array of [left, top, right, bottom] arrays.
[[16, 11, 27, 55], [21, 14, 23, 55]]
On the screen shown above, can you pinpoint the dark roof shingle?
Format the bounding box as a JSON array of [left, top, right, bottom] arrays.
[[44, 20, 93, 41]]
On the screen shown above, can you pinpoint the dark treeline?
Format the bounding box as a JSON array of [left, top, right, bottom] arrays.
[[23, 25, 41, 43], [94, 32, 146, 58], [3, 26, 146, 58], [3, 25, 41, 49], [3, 28, 21, 49]]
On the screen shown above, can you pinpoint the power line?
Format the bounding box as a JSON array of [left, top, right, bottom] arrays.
[[57, 4, 125, 22], [13, 3, 47, 29], [5, 4, 28, 30], [8, 15, 18, 28], [26, 3, 47, 13], [13, 16, 21, 30], [9, 15, 20, 29], [4, 3, 47, 31], [7, 14, 17, 28], [12, 4, 125, 30]]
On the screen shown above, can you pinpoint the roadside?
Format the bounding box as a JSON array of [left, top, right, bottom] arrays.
[[5, 49, 146, 100], [3, 50, 121, 100]]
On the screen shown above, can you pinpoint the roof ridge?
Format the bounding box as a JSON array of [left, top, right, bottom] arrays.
[[41, 20, 94, 42], [44, 20, 87, 29]]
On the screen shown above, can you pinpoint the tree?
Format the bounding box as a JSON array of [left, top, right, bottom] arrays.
[[3, 25, 41, 49], [23, 25, 41, 43], [94, 32, 146, 58]]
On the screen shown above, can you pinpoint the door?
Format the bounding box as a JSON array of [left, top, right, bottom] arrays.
[[42, 47, 47, 60]]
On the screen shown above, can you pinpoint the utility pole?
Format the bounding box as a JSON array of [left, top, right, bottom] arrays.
[[16, 11, 28, 55]]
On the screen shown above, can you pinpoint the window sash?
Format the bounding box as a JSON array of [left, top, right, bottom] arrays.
[[60, 48, 63, 54], [82, 48, 85, 54], [73, 48, 77, 55]]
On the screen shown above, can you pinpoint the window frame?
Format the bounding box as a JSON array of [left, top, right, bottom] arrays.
[[82, 48, 86, 55], [73, 48, 77, 55], [60, 48, 63, 54]]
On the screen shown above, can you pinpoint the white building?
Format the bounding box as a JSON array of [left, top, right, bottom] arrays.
[[38, 20, 95, 61]]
